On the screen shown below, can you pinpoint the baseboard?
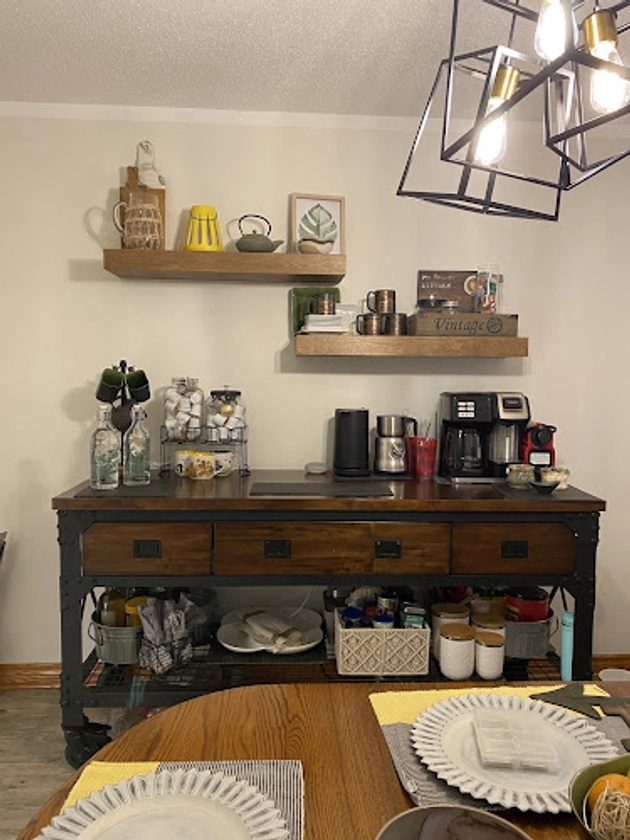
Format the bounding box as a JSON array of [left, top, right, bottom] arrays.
[[0, 655, 628, 689], [0, 663, 60, 688]]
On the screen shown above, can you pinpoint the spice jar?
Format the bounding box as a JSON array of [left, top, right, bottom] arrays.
[[163, 377, 204, 442], [206, 387, 246, 442], [475, 631, 505, 680], [431, 602, 470, 659], [439, 623, 476, 680]]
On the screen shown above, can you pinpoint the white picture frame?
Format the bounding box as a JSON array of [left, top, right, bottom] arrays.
[[289, 193, 345, 255]]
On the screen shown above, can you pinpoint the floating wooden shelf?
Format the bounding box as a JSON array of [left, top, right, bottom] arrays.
[[294, 334, 529, 358], [103, 250, 346, 283]]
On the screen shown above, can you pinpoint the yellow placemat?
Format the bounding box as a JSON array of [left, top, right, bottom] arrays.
[[64, 761, 159, 809], [369, 683, 609, 726]]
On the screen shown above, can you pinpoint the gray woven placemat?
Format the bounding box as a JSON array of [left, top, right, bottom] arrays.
[[381, 713, 630, 810], [159, 760, 303, 839]]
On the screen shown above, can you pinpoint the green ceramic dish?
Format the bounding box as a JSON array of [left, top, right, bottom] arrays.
[[570, 753, 630, 838]]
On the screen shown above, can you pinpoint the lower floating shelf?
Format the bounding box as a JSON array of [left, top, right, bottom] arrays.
[[294, 334, 529, 358]]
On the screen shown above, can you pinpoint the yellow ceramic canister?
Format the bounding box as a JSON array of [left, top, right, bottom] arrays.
[[184, 205, 223, 252]]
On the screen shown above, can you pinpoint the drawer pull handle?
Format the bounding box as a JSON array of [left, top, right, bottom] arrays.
[[375, 539, 402, 559], [501, 539, 528, 559], [133, 539, 162, 559], [264, 539, 292, 559]]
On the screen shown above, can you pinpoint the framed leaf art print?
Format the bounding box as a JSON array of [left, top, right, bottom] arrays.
[[289, 193, 345, 255]]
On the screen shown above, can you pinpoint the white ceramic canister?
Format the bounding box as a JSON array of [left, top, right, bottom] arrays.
[[439, 623, 475, 680], [475, 630, 505, 680], [431, 602, 470, 659], [471, 613, 506, 639]]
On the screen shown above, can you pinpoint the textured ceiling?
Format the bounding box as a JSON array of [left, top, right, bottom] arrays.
[[0, 0, 485, 117]]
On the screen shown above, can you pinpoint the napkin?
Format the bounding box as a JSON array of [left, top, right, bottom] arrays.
[[370, 684, 629, 809], [62, 759, 303, 840]]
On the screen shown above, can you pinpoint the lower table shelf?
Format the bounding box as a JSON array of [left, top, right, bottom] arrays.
[[80, 642, 563, 710]]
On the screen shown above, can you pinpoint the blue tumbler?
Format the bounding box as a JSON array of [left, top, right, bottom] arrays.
[[561, 611, 574, 681]]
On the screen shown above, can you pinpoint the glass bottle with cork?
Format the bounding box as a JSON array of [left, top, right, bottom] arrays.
[[123, 404, 151, 486], [90, 404, 121, 490]]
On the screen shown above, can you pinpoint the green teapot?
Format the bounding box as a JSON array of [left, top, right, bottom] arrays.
[[235, 214, 283, 252]]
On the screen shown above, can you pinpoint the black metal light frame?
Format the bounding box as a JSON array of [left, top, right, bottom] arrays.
[[398, 0, 630, 220]]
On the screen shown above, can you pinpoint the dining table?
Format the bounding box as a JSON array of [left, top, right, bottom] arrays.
[[17, 680, 630, 840]]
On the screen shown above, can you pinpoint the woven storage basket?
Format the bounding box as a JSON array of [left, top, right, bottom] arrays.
[[334, 609, 430, 676]]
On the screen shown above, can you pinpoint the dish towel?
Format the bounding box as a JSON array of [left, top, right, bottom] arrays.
[[369, 684, 630, 810], [62, 759, 304, 840]]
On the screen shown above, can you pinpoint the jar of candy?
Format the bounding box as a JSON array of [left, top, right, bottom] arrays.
[[163, 377, 204, 442], [206, 387, 246, 442]]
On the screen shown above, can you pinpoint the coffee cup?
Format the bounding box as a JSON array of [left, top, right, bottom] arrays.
[[366, 289, 396, 314], [356, 312, 384, 335], [383, 312, 407, 335], [211, 451, 235, 476]]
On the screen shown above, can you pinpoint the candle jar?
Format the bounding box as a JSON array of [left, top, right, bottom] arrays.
[[439, 623, 476, 680], [475, 630, 505, 680], [431, 602, 470, 660]]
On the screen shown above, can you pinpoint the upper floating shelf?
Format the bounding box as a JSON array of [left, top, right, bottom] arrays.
[[294, 334, 529, 358], [103, 250, 346, 283]]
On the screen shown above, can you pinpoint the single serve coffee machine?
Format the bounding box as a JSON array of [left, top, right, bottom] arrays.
[[438, 392, 530, 482]]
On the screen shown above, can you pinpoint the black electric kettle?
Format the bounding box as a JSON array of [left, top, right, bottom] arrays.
[[333, 409, 370, 477]]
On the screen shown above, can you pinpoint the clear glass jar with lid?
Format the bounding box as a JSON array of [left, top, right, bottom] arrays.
[[206, 387, 246, 442], [163, 377, 204, 442]]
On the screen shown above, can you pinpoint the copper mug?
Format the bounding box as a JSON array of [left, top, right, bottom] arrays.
[[309, 293, 336, 315], [356, 312, 384, 335], [366, 289, 396, 314], [383, 312, 407, 335]]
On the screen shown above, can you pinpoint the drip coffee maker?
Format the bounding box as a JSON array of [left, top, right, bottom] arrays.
[[438, 392, 530, 482]]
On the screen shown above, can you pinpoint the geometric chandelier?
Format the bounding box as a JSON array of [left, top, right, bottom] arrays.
[[398, 0, 630, 220]]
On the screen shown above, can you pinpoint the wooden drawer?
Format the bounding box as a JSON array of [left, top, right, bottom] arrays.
[[213, 521, 450, 575], [82, 523, 212, 575], [451, 522, 575, 575]]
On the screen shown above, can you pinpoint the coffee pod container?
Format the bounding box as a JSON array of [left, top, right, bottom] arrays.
[[475, 630, 505, 680], [439, 623, 476, 680], [431, 602, 470, 659], [471, 612, 506, 638]]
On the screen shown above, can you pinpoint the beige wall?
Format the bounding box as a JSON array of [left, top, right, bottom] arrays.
[[0, 105, 628, 661]]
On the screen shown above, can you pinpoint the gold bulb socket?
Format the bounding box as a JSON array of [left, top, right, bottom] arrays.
[[584, 10, 618, 52], [491, 66, 520, 101]]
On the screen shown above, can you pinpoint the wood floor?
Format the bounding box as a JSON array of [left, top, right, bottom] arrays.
[[0, 690, 124, 840]]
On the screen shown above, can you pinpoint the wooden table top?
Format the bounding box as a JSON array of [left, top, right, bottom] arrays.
[[51, 469, 606, 513], [19, 680, 627, 840]]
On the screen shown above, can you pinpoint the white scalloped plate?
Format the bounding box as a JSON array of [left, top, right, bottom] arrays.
[[36, 769, 289, 840], [410, 693, 619, 813]]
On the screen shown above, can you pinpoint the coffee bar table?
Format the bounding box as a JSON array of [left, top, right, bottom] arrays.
[[19, 680, 629, 840]]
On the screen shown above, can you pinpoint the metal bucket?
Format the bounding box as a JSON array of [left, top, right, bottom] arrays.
[[505, 610, 556, 659], [89, 613, 141, 664]]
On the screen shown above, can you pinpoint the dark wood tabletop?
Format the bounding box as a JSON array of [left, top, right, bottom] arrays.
[[52, 469, 606, 513], [19, 681, 628, 840]]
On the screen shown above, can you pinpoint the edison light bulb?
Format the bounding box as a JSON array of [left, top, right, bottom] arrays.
[[585, 10, 630, 115], [535, 0, 578, 62], [474, 67, 520, 167]]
